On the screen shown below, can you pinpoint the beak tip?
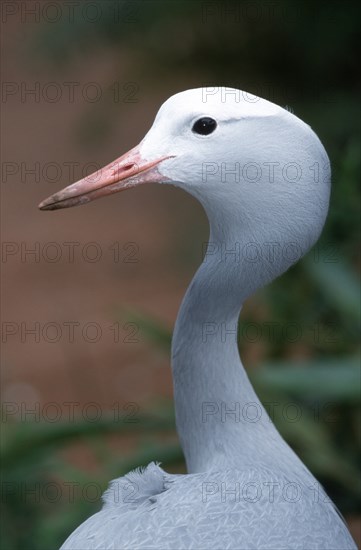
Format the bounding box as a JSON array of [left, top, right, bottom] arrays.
[[38, 193, 89, 211], [38, 198, 54, 211], [38, 191, 71, 211]]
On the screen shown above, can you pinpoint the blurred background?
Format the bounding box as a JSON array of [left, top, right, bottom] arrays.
[[1, 1, 360, 548]]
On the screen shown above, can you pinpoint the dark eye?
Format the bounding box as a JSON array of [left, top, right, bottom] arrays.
[[192, 117, 217, 136]]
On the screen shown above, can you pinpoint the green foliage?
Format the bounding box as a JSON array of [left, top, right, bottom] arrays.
[[1, 410, 181, 549]]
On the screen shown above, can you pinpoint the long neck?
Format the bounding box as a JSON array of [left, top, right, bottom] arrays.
[[171, 215, 296, 474]]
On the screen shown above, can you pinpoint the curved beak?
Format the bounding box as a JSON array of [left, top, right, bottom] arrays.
[[38, 145, 173, 211]]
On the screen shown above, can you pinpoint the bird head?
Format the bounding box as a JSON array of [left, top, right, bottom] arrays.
[[39, 87, 330, 274]]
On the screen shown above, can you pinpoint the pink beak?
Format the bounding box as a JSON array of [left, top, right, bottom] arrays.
[[38, 145, 173, 211]]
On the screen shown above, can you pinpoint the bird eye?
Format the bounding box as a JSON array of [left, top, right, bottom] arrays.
[[192, 117, 217, 136]]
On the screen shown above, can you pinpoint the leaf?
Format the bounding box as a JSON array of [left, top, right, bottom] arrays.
[[1, 413, 175, 469], [303, 256, 360, 326], [251, 357, 360, 401]]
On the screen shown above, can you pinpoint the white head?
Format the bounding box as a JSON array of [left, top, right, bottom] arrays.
[[39, 87, 330, 290]]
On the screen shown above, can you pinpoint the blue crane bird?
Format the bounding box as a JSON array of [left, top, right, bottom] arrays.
[[40, 88, 356, 550]]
